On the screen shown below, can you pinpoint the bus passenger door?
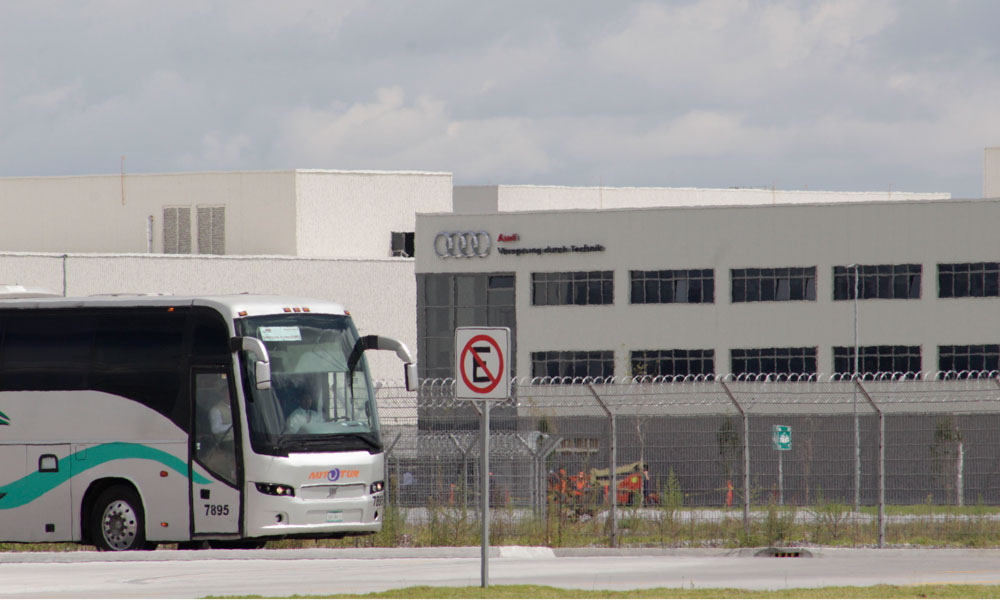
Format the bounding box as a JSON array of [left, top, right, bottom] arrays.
[[190, 371, 240, 535]]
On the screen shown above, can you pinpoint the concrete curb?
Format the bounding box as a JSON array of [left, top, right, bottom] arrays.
[[0, 546, 778, 564], [8, 545, 1000, 564]]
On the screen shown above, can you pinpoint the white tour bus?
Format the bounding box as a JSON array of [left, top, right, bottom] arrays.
[[0, 293, 416, 550]]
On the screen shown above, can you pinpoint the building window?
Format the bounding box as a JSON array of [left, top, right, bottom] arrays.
[[731, 267, 816, 303], [731, 347, 817, 377], [416, 273, 515, 380], [391, 232, 415, 257], [833, 345, 921, 378], [630, 349, 714, 379], [162, 206, 191, 254], [630, 269, 714, 304], [196, 206, 225, 255], [939, 345, 1000, 378], [833, 264, 921, 300], [938, 262, 1000, 298], [532, 271, 613, 306], [531, 350, 614, 381]]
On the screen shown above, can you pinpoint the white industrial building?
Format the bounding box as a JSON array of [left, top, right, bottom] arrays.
[[3, 148, 1000, 385], [0, 169, 450, 258], [416, 188, 1000, 382]]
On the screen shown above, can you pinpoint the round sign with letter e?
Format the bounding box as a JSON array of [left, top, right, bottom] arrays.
[[455, 327, 511, 400]]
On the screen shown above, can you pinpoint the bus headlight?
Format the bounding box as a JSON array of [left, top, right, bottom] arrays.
[[369, 480, 385, 494], [256, 482, 295, 497]]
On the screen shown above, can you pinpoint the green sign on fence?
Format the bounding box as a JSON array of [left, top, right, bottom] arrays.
[[772, 425, 792, 451]]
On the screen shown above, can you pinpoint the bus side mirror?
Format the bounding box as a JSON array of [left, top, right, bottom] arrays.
[[348, 335, 418, 392], [255, 360, 272, 391], [405, 363, 417, 393], [231, 337, 271, 390]]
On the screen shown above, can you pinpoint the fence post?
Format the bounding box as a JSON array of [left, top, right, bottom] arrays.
[[720, 380, 750, 536], [513, 435, 540, 517], [957, 437, 964, 507], [854, 380, 884, 548], [587, 383, 616, 548]]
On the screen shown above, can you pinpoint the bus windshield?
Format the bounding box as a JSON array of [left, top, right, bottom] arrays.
[[236, 313, 380, 455]]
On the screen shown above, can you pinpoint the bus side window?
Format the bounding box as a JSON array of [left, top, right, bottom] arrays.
[[191, 308, 231, 361], [1, 313, 94, 391]]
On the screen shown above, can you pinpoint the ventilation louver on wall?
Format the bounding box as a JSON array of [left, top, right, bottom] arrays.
[[197, 206, 226, 255], [163, 207, 192, 254]]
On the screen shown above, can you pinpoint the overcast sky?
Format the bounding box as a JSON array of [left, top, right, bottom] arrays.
[[1, 0, 998, 197]]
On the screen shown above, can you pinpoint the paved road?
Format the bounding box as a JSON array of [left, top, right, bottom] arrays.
[[3, 546, 1000, 598]]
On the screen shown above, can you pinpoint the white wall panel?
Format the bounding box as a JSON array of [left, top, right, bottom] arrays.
[[295, 171, 452, 258], [454, 185, 951, 214], [0, 172, 299, 256], [0, 169, 451, 260], [986, 148, 1000, 198]]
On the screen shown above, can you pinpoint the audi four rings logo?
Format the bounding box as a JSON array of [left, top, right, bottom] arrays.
[[434, 231, 491, 258]]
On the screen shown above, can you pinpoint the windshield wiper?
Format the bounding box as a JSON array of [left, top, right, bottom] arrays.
[[346, 432, 382, 452], [282, 432, 382, 453]]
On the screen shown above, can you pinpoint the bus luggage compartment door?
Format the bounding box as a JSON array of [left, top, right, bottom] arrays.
[[24, 444, 72, 542]]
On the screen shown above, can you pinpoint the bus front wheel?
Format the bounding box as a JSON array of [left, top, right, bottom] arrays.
[[90, 486, 148, 551]]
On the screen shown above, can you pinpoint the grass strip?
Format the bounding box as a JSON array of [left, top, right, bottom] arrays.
[[213, 583, 1000, 598]]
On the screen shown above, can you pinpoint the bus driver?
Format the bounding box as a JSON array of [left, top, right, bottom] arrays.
[[284, 386, 322, 434]]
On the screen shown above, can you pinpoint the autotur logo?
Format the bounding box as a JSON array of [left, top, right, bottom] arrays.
[[0, 410, 9, 426], [308, 468, 360, 482]]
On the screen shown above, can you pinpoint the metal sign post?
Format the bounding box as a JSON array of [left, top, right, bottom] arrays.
[[479, 397, 489, 587], [455, 327, 510, 589], [772, 425, 791, 505]]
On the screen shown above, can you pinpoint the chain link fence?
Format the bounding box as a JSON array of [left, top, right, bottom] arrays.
[[375, 373, 1000, 547]]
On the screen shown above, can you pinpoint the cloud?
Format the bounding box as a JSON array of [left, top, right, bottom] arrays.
[[279, 88, 447, 157], [0, 0, 998, 197], [177, 132, 253, 170], [15, 83, 82, 113], [274, 87, 551, 178]]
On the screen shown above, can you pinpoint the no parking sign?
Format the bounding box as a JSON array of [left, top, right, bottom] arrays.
[[454, 327, 511, 587], [455, 327, 510, 400]]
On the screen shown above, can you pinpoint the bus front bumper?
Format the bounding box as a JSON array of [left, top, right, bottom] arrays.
[[245, 486, 385, 538]]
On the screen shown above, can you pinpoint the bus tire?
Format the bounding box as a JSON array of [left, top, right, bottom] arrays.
[[90, 485, 148, 551]]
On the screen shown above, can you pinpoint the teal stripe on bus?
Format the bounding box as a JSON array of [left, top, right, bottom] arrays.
[[0, 442, 211, 510]]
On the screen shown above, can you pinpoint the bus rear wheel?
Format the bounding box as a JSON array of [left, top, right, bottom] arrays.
[[90, 486, 148, 551]]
